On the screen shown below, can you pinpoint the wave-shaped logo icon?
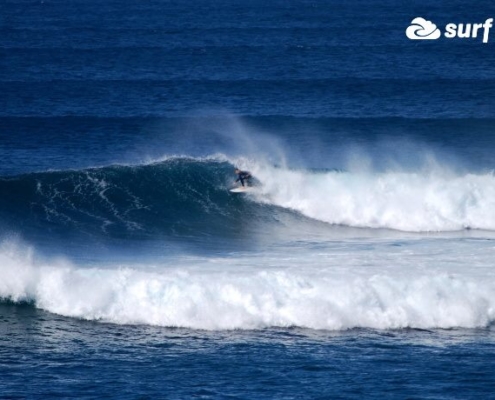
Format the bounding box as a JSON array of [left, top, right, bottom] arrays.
[[406, 17, 441, 40]]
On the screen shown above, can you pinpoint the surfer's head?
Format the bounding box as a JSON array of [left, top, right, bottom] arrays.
[[235, 168, 240, 174]]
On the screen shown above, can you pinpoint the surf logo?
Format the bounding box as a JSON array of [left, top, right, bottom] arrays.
[[406, 17, 494, 43], [406, 17, 441, 40]]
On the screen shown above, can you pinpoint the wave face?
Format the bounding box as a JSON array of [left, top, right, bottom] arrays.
[[0, 157, 272, 243], [2, 156, 495, 245]]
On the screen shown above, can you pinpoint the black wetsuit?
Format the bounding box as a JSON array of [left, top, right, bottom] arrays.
[[235, 171, 251, 187]]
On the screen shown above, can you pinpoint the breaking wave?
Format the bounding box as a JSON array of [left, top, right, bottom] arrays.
[[1, 156, 495, 239]]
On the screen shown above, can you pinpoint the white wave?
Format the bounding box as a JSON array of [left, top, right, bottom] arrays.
[[1, 242, 495, 330], [249, 163, 495, 232]]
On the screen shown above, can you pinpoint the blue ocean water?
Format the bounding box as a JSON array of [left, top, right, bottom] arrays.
[[2, 0, 495, 398]]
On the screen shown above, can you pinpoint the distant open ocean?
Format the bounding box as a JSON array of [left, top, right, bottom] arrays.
[[2, 0, 495, 398]]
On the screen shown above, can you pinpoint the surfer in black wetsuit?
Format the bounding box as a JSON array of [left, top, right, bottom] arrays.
[[235, 169, 252, 187]]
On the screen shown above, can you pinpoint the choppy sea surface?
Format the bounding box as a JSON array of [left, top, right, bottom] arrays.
[[2, 0, 495, 398]]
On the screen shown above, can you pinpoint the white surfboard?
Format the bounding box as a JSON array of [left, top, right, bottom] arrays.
[[229, 186, 257, 193]]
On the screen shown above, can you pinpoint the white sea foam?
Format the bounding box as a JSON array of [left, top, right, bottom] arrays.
[[247, 162, 495, 232], [1, 241, 495, 330]]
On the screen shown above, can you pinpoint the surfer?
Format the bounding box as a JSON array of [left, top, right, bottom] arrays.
[[234, 169, 252, 187]]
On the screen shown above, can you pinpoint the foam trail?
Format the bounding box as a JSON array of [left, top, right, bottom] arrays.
[[1, 242, 495, 330], [249, 163, 495, 232]]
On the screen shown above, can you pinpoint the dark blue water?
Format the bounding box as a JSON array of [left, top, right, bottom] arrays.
[[2, 0, 495, 398], [2, 302, 495, 400]]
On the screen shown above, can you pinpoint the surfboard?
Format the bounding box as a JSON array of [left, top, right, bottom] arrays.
[[229, 186, 257, 193]]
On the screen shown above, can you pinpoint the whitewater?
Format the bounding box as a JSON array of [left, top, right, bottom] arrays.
[[2, 235, 495, 331], [245, 159, 495, 232]]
